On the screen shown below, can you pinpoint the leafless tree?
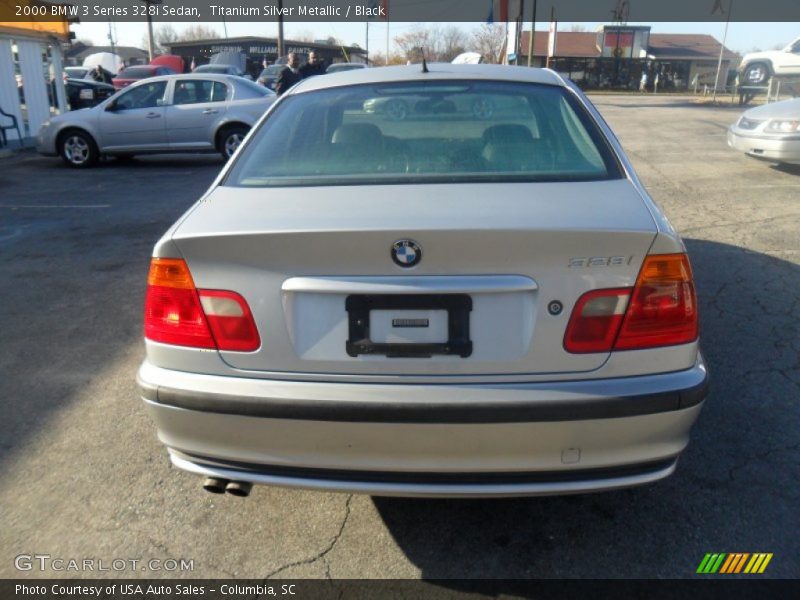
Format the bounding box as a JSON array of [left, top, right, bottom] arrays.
[[178, 25, 220, 43], [153, 23, 179, 52], [394, 26, 436, 61], [438, 25, 467, 62], [471, 24, 506, 64], [293, 29, 315, 43], [569, 24, 588, 32], [369, 52, 407, 66], [394, 25, 468, 63]]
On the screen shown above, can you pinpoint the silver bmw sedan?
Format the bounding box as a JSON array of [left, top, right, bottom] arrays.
[[37, 74, 275, 167], [137, 64, 708, 498]]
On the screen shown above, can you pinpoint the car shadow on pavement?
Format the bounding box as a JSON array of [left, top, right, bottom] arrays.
[[772, 163, 800, 176], [372, 238, 800, 579], [42, 154, 226, 170], [0, 156, 222, 480]]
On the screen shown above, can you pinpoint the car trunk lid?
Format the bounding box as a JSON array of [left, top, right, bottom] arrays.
[[170, 180, 657, 376]]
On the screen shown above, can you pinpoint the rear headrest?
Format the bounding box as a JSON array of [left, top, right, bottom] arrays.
[[482, 124, 533, 144], [332, 123, 383, 146], [482, 140, 541, 171]]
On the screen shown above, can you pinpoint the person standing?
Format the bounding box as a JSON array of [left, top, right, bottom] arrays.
[[275, 53, 303, 96], [91, 65, 110, 84], [639, 71, 648, 93], [300, 51, 325, 79]]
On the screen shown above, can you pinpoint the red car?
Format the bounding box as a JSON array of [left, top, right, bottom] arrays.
[[150, 54, 185, 74], [112, 65, 175, 90]]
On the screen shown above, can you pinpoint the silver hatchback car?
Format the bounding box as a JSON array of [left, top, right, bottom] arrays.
[[37, 74, 275, 167], [138, 64, 707, 498]]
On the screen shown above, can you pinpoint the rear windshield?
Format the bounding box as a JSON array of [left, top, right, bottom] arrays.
[[118, 67, 155, 78], [225, 80, 621, 187], [234, 77, 275, 98]]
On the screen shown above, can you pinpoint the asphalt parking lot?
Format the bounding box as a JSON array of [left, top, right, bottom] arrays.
[[1, 94, 798, 581]]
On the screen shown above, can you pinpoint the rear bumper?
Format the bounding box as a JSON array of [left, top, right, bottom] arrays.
[[138, 358, 708, 497], [728, 128, 800, 164]]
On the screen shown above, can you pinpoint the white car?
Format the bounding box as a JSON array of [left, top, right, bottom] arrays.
[[739, 36, 800, 86], [138, 64, 707, 498], [728, 97, 800, 165]]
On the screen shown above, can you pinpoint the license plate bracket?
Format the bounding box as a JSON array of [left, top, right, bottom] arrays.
[[346, 294, 472, 358]]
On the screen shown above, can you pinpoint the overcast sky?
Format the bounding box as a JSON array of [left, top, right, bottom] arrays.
[[72, 21, 799, 55]]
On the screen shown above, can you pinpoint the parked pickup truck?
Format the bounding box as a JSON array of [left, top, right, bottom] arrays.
[[739, 37, 800, 86]]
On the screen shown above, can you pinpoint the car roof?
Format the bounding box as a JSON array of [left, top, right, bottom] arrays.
[[289, 63, 566, 95], [122, 73, 245, 87]]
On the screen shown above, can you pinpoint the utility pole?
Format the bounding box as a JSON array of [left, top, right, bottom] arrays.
[[107, 22, 116, 56], [712, 0, 733, 102], [546, 6, 556, 69], [139, 0, 163, 62], [277, 0, 285, 58], [527, 0, 537, 67], [515, 0, 524, 62], [386, 4, 390, 64]]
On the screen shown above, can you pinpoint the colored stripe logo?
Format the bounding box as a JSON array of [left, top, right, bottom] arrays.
[[697, 553, 773, 574]]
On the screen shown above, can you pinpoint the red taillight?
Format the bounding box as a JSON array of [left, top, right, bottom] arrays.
[[144, 258, 260, 352], [564, 253, 698, 353], [198, 290, 260, 352], [614, 253, 698, 350], [563, 288, 631, 353]]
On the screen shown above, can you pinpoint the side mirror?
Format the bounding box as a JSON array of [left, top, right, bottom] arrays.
[[105, 101, 117, 111]]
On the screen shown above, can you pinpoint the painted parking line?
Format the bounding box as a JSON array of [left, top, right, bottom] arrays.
[[0, 204, 111, 209], [0, 228, 23, 242]]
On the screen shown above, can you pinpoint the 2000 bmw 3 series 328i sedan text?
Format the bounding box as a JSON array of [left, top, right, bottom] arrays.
[[137, 64, 708, 498]]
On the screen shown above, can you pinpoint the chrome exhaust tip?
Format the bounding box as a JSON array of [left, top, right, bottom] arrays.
[[225, 481, 253, 497], [202, 477, 229, 494]]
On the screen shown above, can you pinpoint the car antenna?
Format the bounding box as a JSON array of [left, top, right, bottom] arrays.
[[420, 47, 429, 73]]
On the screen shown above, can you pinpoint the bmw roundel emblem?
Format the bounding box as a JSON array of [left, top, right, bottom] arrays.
[[391, 239, 422, 268]]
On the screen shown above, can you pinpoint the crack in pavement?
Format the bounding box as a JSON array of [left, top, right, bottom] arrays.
[[258, 494, 353, 585], [728, 442, 800, 482]]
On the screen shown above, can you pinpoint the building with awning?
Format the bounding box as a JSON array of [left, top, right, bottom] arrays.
[[518, 26, 739, 91], [0, 0, 72, 146]]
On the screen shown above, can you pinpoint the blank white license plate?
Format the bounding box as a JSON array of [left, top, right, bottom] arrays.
[[369, 309, 448, 344]]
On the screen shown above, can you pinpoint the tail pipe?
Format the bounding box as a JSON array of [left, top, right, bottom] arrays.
[[202, 477, 229, 494], [225, 481, 253, 497]]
